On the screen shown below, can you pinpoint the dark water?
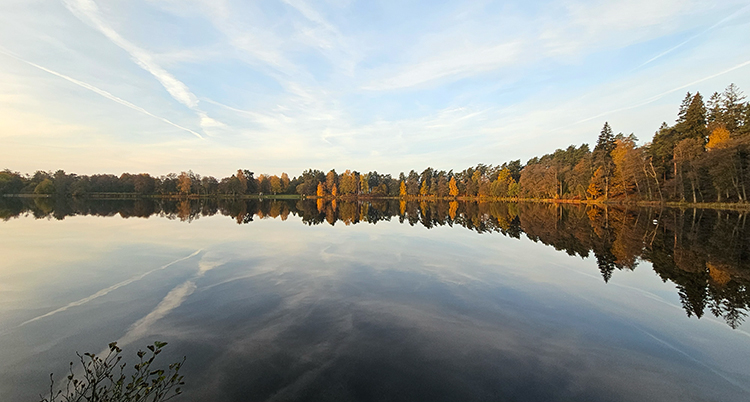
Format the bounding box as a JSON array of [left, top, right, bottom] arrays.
[[1, 198, 749, 401]]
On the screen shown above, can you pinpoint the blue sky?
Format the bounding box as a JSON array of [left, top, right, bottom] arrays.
[[1, 0, 749, 178]]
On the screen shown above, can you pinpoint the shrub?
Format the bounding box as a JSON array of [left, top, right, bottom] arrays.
[[40, 341, 185, 402]]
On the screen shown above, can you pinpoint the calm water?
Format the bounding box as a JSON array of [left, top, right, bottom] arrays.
[[1, 198, 749, 401]]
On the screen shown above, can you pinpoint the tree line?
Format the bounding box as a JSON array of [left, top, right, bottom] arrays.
[[3, 196, 748, 329], [2, 83, 749, 204]]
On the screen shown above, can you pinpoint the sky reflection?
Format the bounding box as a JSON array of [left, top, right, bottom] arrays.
[[1, 212, 749, 401]]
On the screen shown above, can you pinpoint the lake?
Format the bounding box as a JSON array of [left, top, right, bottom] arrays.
[[1, 198, 749, 401]]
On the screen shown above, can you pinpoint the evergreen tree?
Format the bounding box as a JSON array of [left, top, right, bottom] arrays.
[[592, 122, 616, 198], [676, 92, 708, 142]]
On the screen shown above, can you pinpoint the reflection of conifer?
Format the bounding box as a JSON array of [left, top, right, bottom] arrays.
[[5, 195, 749, 329], [595, 252, 617, 283]]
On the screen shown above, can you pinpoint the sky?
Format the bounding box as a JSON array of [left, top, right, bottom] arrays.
[[1, 0, 750, 178]]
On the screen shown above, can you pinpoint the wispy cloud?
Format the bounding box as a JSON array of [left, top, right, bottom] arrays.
[[62, 0, 222, 132], [0, 47, 205, 140], [115, 280, 197, 347], [114, 254, 224, 347], [1, 0, 748, 176], [363, 42, 522, 90]]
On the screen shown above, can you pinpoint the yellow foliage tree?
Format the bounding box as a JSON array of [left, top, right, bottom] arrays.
[[707, 126, 730, 150], [269, 175, 282, 194], [178, 172, 192, 195], [331, 183, 338, 197], [280, 172, 290, 191], [419, 180, 429, 197], [448, 177, 459, 197], [399, 181, 407, 198]]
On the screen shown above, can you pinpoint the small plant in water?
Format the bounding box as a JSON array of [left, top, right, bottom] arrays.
[[40, 341, 185, 402]]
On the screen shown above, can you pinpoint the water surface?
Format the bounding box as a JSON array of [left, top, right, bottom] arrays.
[[1, 199, 749, 401]]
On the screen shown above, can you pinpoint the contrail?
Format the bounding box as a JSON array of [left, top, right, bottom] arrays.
[[575, 59, 750, 125], [0, 47, 204, 139], [636, 4, 750, 70], [636, 325, 750, 394], [63, 0, 222, 132], [16, 250, 202, 328]]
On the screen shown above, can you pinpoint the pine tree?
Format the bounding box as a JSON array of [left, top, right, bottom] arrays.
[[677, 92, 708, 142], [677, 92, 693, 123], [592, 122, 616, 198], [721, 83, 746, 134]]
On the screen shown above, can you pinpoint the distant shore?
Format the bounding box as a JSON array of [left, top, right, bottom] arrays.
[[4, 193, 749, 211]]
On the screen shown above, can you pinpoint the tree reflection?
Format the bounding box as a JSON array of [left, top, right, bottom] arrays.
[[2, 197, 748, 328]]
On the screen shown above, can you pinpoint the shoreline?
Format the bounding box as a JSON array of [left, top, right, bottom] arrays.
[[4, 193, 749, 211]]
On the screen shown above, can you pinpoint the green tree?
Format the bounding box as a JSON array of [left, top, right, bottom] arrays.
[[592, 122, 616, 198], [406, 170, 420, 196], [676, 92, 708, 142], [34, 178, 55, 195], [0, 170, 25, 195], [359, 173, 369, 195]]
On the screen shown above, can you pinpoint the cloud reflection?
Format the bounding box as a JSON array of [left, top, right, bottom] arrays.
[[17, 249, 201, 328]]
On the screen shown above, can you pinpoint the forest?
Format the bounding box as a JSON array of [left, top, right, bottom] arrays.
[[2, 196, 748, 329], [2, 83, 749, 204]]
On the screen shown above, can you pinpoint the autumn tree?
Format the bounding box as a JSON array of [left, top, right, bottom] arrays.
[[707, 126, 731, 150], [235, 170, 249, 195], [133, 174, 156, 194], [338, 170, 358, 195], [269, 175, 282, 194], [326, 170, 338, 194], [281, 173, 290, 193], [610, 135, 643, 199], [200, 176, 218, 195], [448, 176, 459, 197], [178, 172, 192, 195], [316, 182, 325, 198]]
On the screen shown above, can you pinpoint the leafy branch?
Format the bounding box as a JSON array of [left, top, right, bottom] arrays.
[[40, 341, 185, 402]]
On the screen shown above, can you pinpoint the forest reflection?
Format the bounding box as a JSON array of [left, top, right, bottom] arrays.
[[2, 196, 748, 329]]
